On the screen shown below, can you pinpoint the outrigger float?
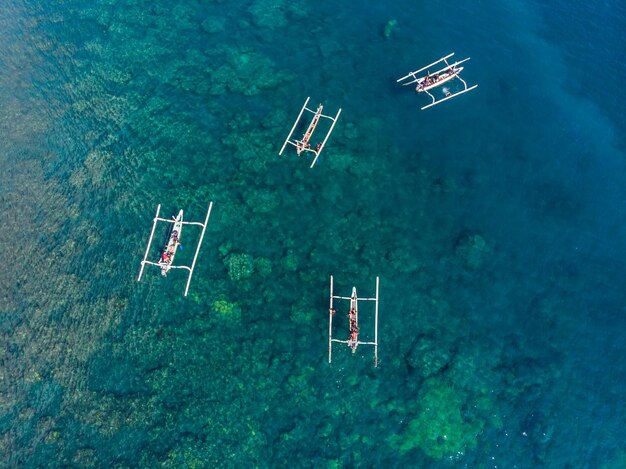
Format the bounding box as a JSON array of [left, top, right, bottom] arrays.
[[278, 97, 342, 168], [137, 202, 213, 296], [328, 275, 380, 367], [397, 53, 478, 110]]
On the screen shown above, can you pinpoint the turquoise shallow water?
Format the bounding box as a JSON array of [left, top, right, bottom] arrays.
[[1, 0, 625, 467]]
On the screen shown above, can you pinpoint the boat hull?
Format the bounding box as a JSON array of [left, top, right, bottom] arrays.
[[418, 66, 463, 92], [348, 287, 359, 351], [158, 210, 183, 276]]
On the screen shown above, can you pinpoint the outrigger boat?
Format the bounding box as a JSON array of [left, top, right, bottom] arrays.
[[347, 287, 359, 353], [279, 97, 342, 168], [137, 202, 213, 297], [397, 52, 478, 110], [158, 210, 183, 276], [328, 275, 379, 367]]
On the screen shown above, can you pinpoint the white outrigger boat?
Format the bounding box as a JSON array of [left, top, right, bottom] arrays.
[[328, 275, 379, 367], [137, 202, 213, 297], [397, 52, 478, 110], [157, 210, 183, 276], [279, 97, 342, 168]]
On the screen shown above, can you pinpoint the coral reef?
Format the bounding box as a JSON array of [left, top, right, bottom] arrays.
[[212, 298, 242, 319], [208, 48, 289, 96], [391, 377, 484, 460], [247, 0, 307, 30], [1, 2, 581, 468], [383, 19, 397, 39], [454, 232, 492, 269], [405, 335, 452, 379], [224, 253, 254, 281], [201, 16, 226, 34]]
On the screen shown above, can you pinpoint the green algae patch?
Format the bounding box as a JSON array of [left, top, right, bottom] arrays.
[[211, 299, 242, 319], [290, 297, 315, 324], [253, 257, 272, 277], [282, 250, 299, 271], [383, 19, 397, 39], [224, 253, 254, 281], [391, 378, 484, 460]]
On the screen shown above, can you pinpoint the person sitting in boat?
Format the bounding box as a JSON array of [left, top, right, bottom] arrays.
[[161, 251, 169, 263], [171, 230, 179, 242], [447, 66, 456, 76], [315, 142, 322, 152], [348, 309, 358, 336]]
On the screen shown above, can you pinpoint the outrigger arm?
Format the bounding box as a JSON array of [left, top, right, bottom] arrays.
[[399, 57, 472, 87], [279, 97, 310, 156], [183, 201, 213, 296], [421, 83, 478, 110], [309, 108, 341, 168], [397, 53, 455, 83], [137, 204, 162, 283]]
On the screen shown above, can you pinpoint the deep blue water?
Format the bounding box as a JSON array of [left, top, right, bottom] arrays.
[[1, 0, 625, 467]]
